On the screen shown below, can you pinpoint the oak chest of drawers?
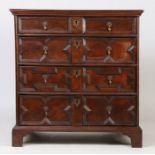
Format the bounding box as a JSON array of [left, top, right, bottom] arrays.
[[11, 9, 143, 147]]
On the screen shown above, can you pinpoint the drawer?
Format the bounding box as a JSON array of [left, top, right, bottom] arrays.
[[83, 96, 137, 126], [72, 67, 136, 92], [18, 17, 69, 34], [83, 38, 137, 63], [19, 95, 72, 125], [18, 37, 137, 64], [19, 95, 137, 126], [18, 37, 71, 63], [86, 17, 137, 35], [18, 17, 83, 34], [18, 17, 137, 35], [19, 66, 71, 92], [19, 66, 136, 93]]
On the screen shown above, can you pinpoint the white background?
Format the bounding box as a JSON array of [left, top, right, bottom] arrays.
[[0, 0, 155, 154]]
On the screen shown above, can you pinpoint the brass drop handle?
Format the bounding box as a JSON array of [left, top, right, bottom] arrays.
[[42, 21, 48, 31], [42, 74, 48, 84], [106, 21, 112, 32], [106, 105, 112, 115], [106, 46, 112, 55], [43, 46, 48, 55], [44, 79, 47, 84], [107, 75, 113, 85], [73, 70, 81, 78], [44, 106, 49, 116]]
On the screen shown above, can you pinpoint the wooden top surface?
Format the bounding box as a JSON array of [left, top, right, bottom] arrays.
[[10, 9, 143, 16]]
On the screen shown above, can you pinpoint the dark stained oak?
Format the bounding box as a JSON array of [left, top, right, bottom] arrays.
[[19, 95, 137, 126], [10, 9, 143, 16], [19, 66, 136, 93], [86, 17, 137, 34], [18, 37, 137, 64], [11, 9, 143, 147]]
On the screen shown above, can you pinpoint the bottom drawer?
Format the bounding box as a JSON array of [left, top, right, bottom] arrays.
[[18, 95, 137, 126]]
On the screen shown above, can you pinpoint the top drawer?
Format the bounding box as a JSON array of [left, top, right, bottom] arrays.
[[18, 16, 83, 34], [86, 17, 137, 35], [18, 17, 69, 34], [17, 16, 137, 35]]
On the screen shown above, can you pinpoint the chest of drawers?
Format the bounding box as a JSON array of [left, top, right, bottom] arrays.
[[11, 9, 143, 147]]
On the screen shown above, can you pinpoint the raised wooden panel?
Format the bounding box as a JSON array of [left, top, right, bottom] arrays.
[[84, 38, 137, 63], [18, 37, 71, 63], [18, 17, 69, 34], [19, 95, 72, 125], [86, 17, 137, 34], [83, 67, 136, 92], [19, 66, 71, 92], [83, 96, 137, 126]]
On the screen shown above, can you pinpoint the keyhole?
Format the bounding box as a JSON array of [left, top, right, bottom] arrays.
[[73, 19, 80, 27]]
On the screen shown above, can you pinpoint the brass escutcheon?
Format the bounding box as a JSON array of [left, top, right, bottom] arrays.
[[73, 70, 81, 78], [74, 99, 81, 107], [72, 18, 81, 28], [73, 40, 81, 49]]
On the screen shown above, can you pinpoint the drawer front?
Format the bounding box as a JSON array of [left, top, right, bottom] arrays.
[[86, 17, 137, 34], [83, 38, 136, 63], [18, 17, 69, 34], [19, 95, 72, 125], [18, 17, 83, 34], [19, 37, 136, 64], [18, 37, 71, 63], [82, 96, 137, 126], [19, 66, 71, 92], [81, 67, 136, 92], [18, 17, 137, 35], [19, 66, 136, 93], [19, 95, 137, 126]]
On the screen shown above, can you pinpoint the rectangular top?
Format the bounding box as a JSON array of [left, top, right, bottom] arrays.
[[10, 9, 143, 17]]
